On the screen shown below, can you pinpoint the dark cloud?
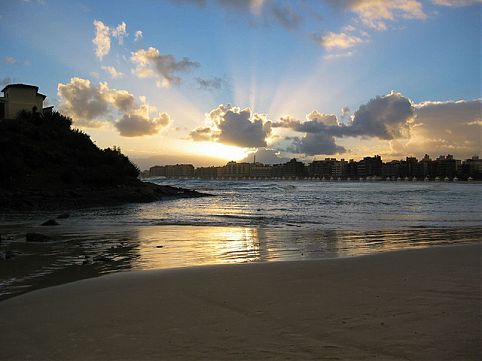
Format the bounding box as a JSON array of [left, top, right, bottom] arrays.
[[270, 3, 302, 28], [347, 91, 414, 139], [273, 92, 414, 156], [274, 92, 414, 140], [172, 0, 303, 29], [289, 133, 346, 156], [190, 104, 272, 148], [195, 76, 228, 91], [131, 47, 200, 87], [215, 107, 271, 147]]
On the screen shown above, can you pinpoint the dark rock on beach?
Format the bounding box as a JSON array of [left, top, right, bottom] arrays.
[[41, 219, 59, 226]]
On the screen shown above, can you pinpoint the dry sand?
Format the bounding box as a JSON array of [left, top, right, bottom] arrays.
[[0, 244, 480, 361]]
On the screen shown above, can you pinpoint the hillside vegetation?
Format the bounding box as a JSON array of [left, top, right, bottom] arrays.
[[0, 111, 203, 209]]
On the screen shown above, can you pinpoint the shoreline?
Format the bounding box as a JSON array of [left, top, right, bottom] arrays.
[[0, 243, 480, 360], [0, 181, 209, 211]]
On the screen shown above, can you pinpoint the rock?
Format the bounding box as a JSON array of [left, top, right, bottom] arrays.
[[41, 219, 59, 226], [57, 213, 70, 219], [156, 245, 164, 248], [26, 233, 52, 242]]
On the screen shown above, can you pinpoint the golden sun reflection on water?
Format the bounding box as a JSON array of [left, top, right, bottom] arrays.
[[126, 225, 478, 272], [131, 226, 275, 270]]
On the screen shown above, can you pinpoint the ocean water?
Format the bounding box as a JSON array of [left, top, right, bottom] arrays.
[[0, 180, 481, 299]]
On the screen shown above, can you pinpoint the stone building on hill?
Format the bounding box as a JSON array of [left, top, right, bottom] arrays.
[[0, 84, 53, 120]]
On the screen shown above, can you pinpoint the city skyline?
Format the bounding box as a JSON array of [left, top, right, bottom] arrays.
[[146, 153, 482, 181], [1, 0, 480, 166]]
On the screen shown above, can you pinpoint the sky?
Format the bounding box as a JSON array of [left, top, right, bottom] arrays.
[[0, 0, 480, 168]]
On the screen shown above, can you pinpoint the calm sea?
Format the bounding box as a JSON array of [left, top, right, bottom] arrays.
[[1, 180, 481, 299]]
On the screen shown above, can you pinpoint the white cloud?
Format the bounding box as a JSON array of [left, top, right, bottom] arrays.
[[93, 20, 111, 60], [102, 65, 124, 79], [131, 47, 199, 87], [111, 22, 128, 44], [57, 77, 170, 136], [134, 30, 143, 41]]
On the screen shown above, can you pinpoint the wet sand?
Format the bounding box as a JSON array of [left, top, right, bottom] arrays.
[[0, 244, 480, 360]]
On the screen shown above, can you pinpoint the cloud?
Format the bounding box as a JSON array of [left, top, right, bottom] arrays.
[[189, 127, 213, 141], [102, 65, 124, 79], [289, 133, 346, 155], [273, 112, 340, 135], [273, 92, 415, 156], [347, 91, 414, 139], [57, 77, 170, 136], [116, 111, 170, 137], [58, 78, 110, 124], [195, 76, 227, 91], [190, 104, 272, 148], [269, 2, 302, 28], [172, 0, 303, 28], [242, 148, 289, 164], [134, 30, 143, 41], [407, 99, 481, 157], [131, 47, 199, 87], [306, 110, 339, 126], [2, 56, 16, 64], [329, 0, 427, 31], [216, 0, 267, 15], [111, 21, 128, 45], [93, 20, 111, 60], [432, 0, 482, 6], [317, 31, 365, 50], [323, 51, 354, 60]]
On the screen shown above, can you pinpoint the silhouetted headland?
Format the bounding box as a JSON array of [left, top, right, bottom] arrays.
[[0, 110, 206, 211]]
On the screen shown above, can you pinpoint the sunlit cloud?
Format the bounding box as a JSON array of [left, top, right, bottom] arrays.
[[58, 77, 171, 137], [101, 65, 124, 79], [336, 0, 427, 31], [407, 98, 482, 157], [92, 20, 111, 60], [318, 31, 365, 50]]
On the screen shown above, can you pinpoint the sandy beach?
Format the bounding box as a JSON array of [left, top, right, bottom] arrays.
[[0, 244, 480, 361]]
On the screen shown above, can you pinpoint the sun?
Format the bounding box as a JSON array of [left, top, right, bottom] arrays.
[[187, 141, 248, 162]]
